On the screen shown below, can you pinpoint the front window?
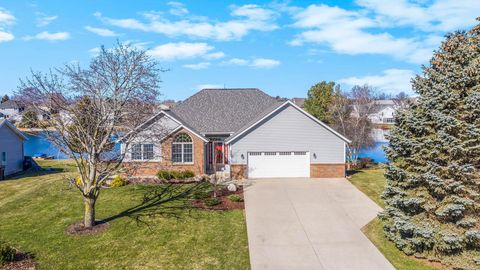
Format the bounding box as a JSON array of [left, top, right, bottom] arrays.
[[131, 144, 155, 160], [172, 133, 193, 163]]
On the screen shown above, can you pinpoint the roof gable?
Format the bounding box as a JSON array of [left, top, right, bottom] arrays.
[[0, 119, 27, 140], [226, 101, 350, 144], [171, 88, 277, 134]]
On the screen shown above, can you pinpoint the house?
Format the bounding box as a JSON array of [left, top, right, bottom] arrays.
[[290, 97, 305, 108], [122, 88, 350, 179], [0, 100, 24, 120], [0, 119, 27, 177], [368, 100, 396, 124]]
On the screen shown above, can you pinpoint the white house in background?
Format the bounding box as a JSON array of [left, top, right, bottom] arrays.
[[0, 119, 27, 177], [0, 100, 24, 120], [368, 100, 397, 125]]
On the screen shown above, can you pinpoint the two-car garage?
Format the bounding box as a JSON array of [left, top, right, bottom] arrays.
[[247, 151, 310, 178]]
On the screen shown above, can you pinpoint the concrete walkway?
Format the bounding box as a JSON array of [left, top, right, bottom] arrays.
[[244, 178, 395, 270]]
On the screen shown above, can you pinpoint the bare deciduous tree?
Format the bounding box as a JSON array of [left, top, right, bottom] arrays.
[[17, 42, 164, 228], [330, 85, 376, 168]]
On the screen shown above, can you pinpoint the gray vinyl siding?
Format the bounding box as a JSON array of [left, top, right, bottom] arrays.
[[122, 115, 180, 161], [229, 104, 345, 164], [0, 125, 24, 176]]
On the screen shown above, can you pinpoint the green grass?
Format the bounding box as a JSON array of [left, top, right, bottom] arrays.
[[349, 168, 440, 270], [0, 160, 250, 270]]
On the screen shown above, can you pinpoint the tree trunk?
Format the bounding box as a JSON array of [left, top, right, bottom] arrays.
[[83, 196, 96, 228]]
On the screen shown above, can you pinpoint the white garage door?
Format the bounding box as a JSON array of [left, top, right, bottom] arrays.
[[247, 151, 310, 178]]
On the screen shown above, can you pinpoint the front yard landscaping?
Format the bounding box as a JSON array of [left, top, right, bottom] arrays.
[[349, 169, 444, 270], [0, 160, 250, 269]]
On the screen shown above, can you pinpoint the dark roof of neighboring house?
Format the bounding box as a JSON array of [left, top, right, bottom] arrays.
[[291, 98, 305, 108], [0, 100, 22, 109], [171, 88, 277, 134]]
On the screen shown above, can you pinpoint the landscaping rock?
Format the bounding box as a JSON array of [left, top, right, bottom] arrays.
[[227, 183, 237, 192]]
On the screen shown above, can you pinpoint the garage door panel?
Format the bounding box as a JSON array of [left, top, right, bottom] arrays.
[[248, 152, 310, 178]]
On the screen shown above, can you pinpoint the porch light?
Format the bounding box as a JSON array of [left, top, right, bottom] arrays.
[[241, 154, 245, 159], [313, 153, 317, 159]]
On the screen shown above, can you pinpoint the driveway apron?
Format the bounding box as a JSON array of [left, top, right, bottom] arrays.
[[244, 178, 395, 270]]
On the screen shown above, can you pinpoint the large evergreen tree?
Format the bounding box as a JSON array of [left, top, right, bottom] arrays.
[[381, 21, 480, 268]]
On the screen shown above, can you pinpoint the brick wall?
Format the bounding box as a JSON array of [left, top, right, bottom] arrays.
[[230, 164, 247, 180], [310, 164, 346, 178], [125, 128, 205, 177]]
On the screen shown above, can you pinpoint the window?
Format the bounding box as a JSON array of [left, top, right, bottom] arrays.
[[131, 144, 155, 160], [172, 133, 193, 163], [384, 118, 395, 123], [1, 152, 6, 165], [143, 144, 154, 160]]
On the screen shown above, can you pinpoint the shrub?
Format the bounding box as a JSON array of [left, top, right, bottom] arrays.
[[157, 170, 195, 180], [227, 194, 243, 202], [193, 191, 210, 200], [110, 175, 127, 187], [157, 170, 174, 180], [203, 197, 221, 207], [0, 241, 15, 265]]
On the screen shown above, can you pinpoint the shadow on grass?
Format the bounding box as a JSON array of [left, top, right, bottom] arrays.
[[346, 170, 362, 177], [3, 167, 65, 181], [102, 182, 212, 227]]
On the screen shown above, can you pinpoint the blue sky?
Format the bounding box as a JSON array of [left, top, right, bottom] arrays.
[[0, 0, 479, 101]]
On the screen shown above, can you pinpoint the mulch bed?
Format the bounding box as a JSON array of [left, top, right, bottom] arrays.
[[192, 186, 245, 210], [1, 252, 36, 270], [65, 220, 110, 236], [126, 177, 205, 185]]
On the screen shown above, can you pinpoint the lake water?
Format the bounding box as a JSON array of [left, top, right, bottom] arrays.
[[358, 142, 388, 163], [24, 132, 68, 159], [25, 132, 390, 163]]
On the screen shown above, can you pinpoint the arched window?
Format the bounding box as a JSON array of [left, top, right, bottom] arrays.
[[172, 133, 193, 163]]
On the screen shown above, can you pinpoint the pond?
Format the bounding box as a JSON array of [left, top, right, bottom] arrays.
[[24, 132, 68, 159], [358, 142, 388, 163]]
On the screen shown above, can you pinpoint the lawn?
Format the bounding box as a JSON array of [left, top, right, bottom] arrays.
[[0, 160, 250, 270], [348, 168, 441, 270]]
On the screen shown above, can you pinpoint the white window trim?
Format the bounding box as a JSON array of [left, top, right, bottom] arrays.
[[172, 134, 194, 164], [130, 143, 160, 162]]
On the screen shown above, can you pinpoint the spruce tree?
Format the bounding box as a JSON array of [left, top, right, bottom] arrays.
[[381, 20, 480, 268]]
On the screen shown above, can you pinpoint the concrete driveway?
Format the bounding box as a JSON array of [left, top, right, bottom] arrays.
[[244, 178, 395, 270]]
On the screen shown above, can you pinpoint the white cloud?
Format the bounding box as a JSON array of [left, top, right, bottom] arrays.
[[290, 4, 441, 64], [222, 57, 280, 69], [204, 51, 225, 60], [183, 62, 211, 70], [84, 26, 118, 37], [88, 47, 101, 56], [0, 31, 14, 42], [36, 14, 58, 27], [0, 7, 15, 42], [24, 31, 70, 41], [356, 0, 480, 32], [95, 4, 278, 41], [196, 84, 224, 90], [251, 58, 280, 69], [0, 8, 15, 25], [167, 2, 189, 16], [339, 69, 415, 94], [223, 58, 249, 66], [147, 42, 214, 61]]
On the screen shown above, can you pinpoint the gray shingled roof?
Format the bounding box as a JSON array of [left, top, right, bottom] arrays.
[[0, 100, 21, 109], [171, 88, 278, 134]]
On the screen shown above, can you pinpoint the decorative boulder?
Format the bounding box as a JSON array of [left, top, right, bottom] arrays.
[[227, 183, 237, 192]]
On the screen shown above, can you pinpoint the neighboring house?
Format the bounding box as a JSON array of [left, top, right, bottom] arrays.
[[122, 88, 350, 179], [368, 100, 397, 124], [0, 100, 24, 120], [0, 119, 27, 177], [291, 97, 305, 108]]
